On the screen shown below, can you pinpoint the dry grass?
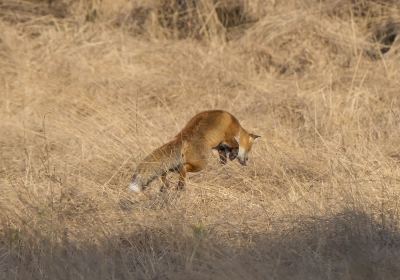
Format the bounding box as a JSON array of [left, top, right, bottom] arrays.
[[1, 0, 400, 279]]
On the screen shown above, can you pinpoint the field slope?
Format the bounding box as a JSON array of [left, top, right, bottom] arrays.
[[1, 0, 400, 279]]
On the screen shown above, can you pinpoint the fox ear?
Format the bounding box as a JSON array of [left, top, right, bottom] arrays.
[[250, 134, 261, 142]]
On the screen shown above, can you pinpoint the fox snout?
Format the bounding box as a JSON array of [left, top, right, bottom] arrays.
[[128, 174, 142, 193], [236, 146, 249, 166], [237, 155, 249, 166]]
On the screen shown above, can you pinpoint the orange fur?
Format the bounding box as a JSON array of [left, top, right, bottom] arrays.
[[128, 110, 260, 193]]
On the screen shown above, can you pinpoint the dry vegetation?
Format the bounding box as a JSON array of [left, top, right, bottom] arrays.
[[1, 0, 400, 279]]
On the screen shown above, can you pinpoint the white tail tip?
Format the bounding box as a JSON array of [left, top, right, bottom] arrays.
[[128, 182, 141, 193]]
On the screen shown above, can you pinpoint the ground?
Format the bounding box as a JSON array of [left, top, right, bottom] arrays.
[[1, 0, 400, 279]]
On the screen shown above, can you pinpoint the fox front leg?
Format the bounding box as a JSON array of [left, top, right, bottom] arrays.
[[218, 148, 228, 164], [214, 142, 238, 164], [219, 146, 238, 164], [229, 147, 238, 161], [218, 146, 238, 164]]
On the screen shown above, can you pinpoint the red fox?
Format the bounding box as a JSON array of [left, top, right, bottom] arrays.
[[128, 110, 260, 193]]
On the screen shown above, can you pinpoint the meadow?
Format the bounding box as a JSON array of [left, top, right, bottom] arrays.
[[1, 0, 400, 279]]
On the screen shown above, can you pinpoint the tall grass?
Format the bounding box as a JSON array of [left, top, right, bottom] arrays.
[[1, 0, 400, 279]]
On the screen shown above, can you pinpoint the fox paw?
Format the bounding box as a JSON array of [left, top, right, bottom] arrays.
[[219, 155, 228, 165], [229, 147, 238, 161], [177, 181, 185, 190], [160, 181, 170, 192], [217, 149, 228, 165]]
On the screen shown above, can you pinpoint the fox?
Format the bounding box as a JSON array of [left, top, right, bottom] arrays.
[[128, 110, 260, 193]]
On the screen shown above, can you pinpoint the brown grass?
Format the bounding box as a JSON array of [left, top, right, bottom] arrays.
[[1, 0, 400, 279]]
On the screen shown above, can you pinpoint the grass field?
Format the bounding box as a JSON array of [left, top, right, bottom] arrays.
[[1, 0, 400, 279]]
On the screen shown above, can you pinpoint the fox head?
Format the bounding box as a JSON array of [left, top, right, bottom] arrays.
[[234, 132, 260, 166]]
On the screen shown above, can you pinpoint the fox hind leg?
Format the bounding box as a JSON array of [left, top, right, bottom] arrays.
[[160, 171, 169, 192], [178, 165, 187, 190], [178, 159, 207, 190]]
